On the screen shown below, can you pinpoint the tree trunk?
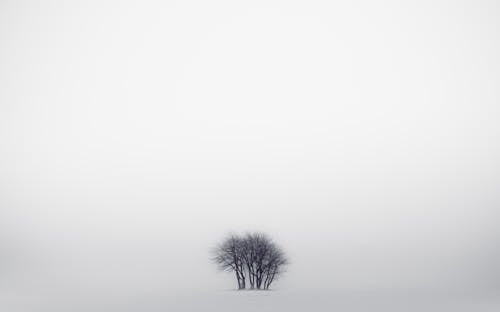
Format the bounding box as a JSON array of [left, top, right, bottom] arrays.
[[235, 271, 242, 289], [247, 264, 254, 289]]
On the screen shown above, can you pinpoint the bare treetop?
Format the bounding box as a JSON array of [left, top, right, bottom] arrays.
[[212, 232, 288, 290]]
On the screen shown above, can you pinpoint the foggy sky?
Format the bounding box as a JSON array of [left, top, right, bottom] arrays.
[[1, 0, 499, 300]]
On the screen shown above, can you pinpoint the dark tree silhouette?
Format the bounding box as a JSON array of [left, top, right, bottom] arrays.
[[212, 234, 247, 289], [212, 232, 288, 290], [263, 244, 287, 290]]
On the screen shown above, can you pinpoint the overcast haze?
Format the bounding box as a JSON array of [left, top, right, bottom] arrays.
[[1, 0, 499, 310]]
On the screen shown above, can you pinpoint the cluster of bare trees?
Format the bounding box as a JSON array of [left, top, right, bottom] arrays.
[[212, 233, 288, 290]]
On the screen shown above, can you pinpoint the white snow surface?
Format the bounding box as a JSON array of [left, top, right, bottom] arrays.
[[2, 288, 500, 312]]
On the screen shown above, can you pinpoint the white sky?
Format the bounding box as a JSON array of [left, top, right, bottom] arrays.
[[1, 0, 499, 296]]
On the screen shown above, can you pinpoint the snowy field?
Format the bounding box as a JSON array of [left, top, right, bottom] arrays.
[[2, 289, 500, 312]]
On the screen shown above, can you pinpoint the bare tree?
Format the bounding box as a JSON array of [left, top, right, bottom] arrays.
[[246, 233, 271, 289], [212, 234, 246, 289], [243, 233, 288, 290], [263, 245, 288, 290], [212, 232, 288, 290]]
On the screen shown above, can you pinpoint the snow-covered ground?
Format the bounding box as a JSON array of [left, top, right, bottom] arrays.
[[2, 289, 500, 312]]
